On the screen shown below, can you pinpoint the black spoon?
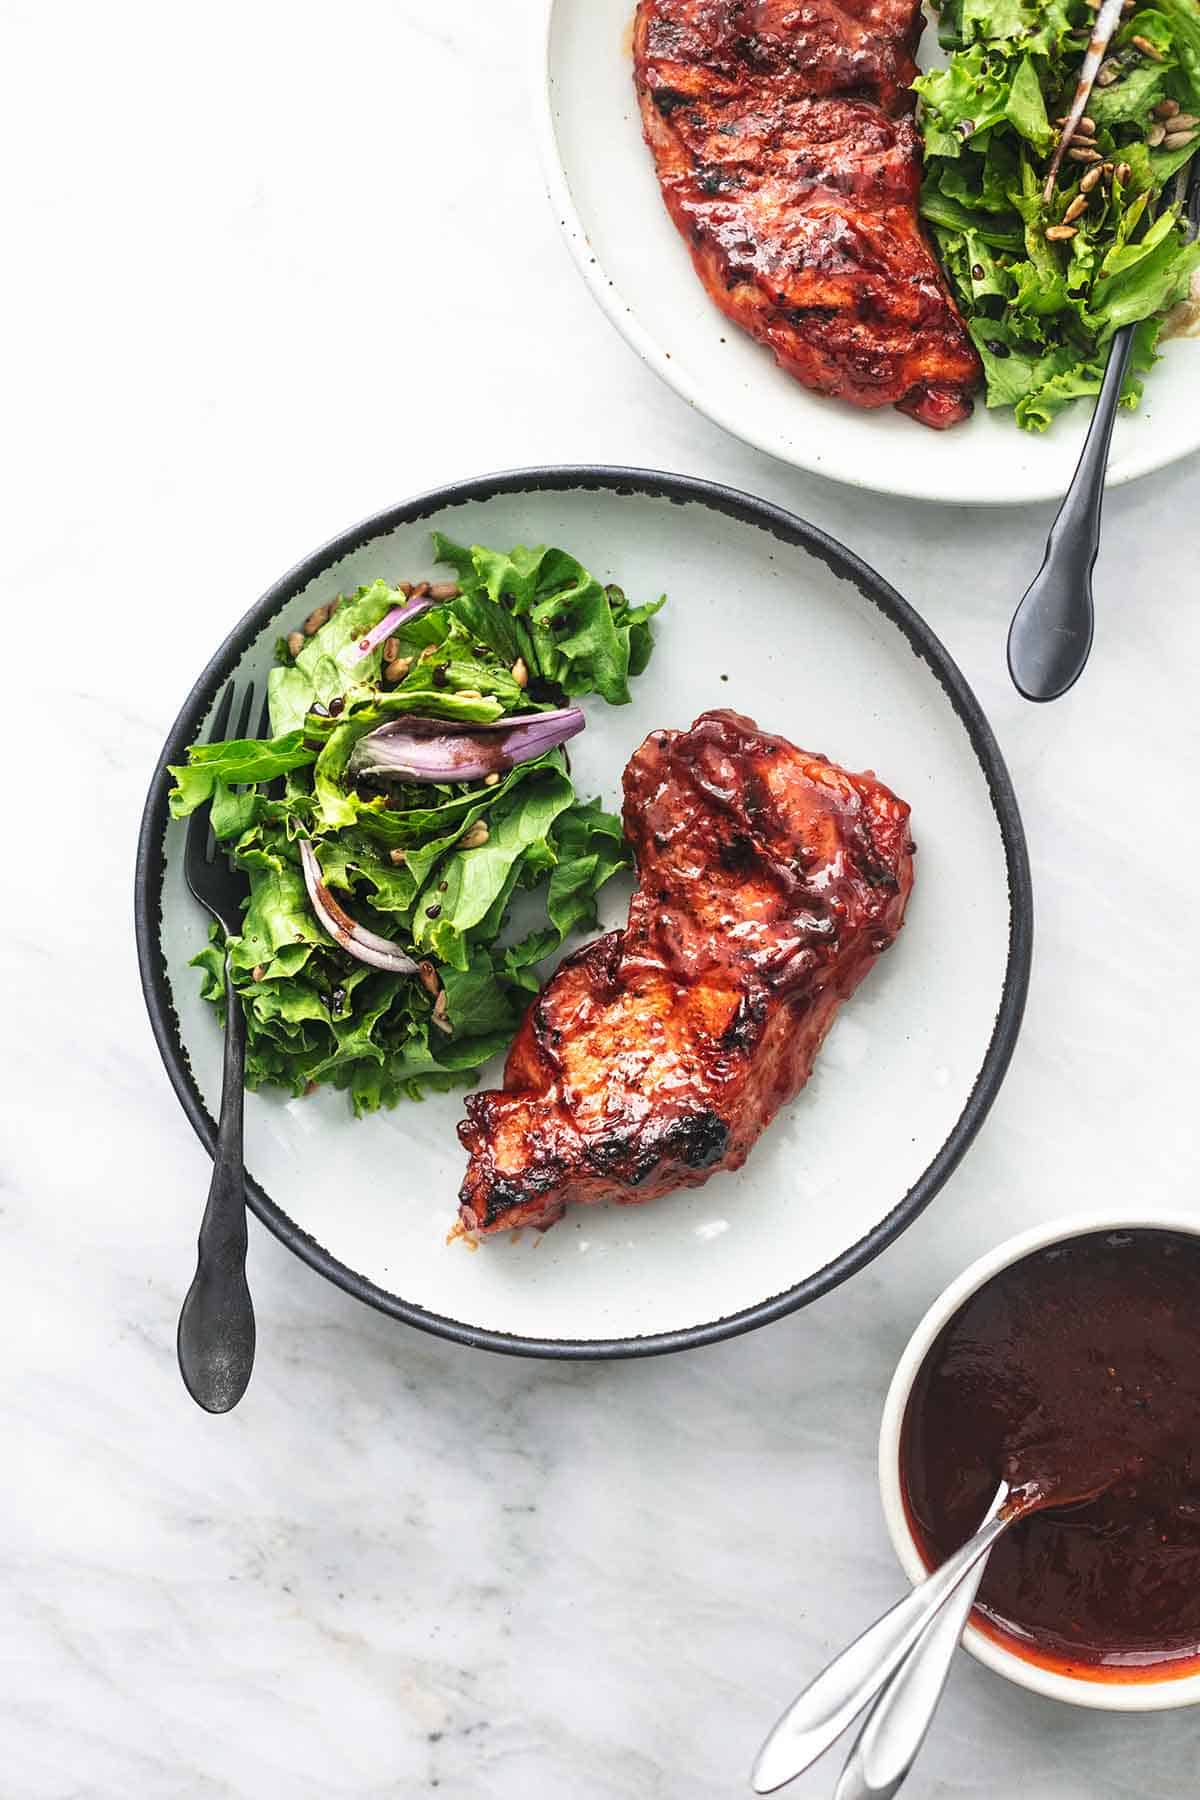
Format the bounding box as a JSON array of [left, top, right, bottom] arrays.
[[1008, 157, 1200, 703], [1006, 324, 1134, 703]]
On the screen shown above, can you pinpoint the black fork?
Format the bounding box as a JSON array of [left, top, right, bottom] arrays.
[[177, 681, 268, 1413]]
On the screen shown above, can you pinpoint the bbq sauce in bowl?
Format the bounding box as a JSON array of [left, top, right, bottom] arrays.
[[901, 1229, 1200, 1679]]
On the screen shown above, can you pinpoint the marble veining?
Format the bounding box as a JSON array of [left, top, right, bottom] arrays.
[[5, 0, 1200, 1794]]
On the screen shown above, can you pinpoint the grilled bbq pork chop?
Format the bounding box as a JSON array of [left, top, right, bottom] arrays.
[[632, 0, 981, 427], [457, 710, 914, 1235]]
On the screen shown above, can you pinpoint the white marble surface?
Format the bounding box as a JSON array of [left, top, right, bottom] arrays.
[[6, 3, 1200, 1796]]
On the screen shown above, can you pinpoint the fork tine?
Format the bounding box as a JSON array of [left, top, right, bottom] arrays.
[[201, 682, 252, 862], [210, 683, 258, 860], [208, 681, 236, 745], [1187, 153, 1200, 240], [193, 682, 236, 868], [184, 678, 260, 932], [233, 682, 255, 748], [254, 689, 280, 800]]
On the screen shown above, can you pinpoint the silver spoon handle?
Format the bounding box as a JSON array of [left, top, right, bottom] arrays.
[[833, 1490, 1006, 1800], [750, 1507, 1012, 1795]]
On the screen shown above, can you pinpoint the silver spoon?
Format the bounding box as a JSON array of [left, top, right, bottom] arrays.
[[752, 1468, 1121, 1794], [749, 1485, 1015, 1794], [832, 1486, 1006, 1800]]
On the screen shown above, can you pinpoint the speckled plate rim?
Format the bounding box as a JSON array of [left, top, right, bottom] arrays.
[[134, 465, 1032, 1361]]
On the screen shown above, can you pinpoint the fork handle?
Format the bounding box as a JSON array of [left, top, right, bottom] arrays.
[[177, 951, 256, 1412]]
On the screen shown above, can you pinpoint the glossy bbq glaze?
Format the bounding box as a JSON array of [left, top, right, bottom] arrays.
[[458, 709, 914, 1234], [632, 0, 982, 427], [902, 1230, 1200, 1678]]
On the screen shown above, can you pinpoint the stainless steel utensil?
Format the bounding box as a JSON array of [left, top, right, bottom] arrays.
[[833, 1486, 1006, 1800], [749, 1485, 1014, 1795]]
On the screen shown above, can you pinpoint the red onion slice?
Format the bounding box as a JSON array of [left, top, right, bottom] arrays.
[[348, 591, 441, 664], [299, 840, 419, 975], [349, 706, 585, 784]]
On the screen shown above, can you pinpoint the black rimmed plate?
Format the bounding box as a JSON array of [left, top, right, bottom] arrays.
[[135, 467, 1031, 1359]]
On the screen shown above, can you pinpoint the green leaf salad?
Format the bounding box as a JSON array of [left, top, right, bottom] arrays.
[[169, 536, 665, 1114], [916, 0, 1200, 428]]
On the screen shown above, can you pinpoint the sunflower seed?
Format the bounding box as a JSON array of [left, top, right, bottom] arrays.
[[1133, 33, 1165, 59], [1081, 164, 1104, 191], [1148, 121, 1168, 146], [1046, 224, 1079, 240], [1063, 194, 1089, 222], [384, 656, 413, 684], [1067, 146, 1103, 161], [429, 583, 461, 601], [483, 772, 501, 787], [1169, 113, 1199, 130], [286, 630, 305, 658], [1155, 98, 1182, 118], [511, 657, 529, 689], [1115, 160, 1133, 183], [1077, 115, 1097, 135], [431, 990, 453, 1035], [389, 847, 408, 866], [460, 821, 490, 850], [416, 960, 439, 997], [303, 605, 330, 636], [1164, 128, 1198, 148], [1096, 59, 1120, 85]]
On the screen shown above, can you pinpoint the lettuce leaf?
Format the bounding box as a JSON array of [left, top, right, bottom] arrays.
[[168, 731, 315, 816], [267, 583, 399, 734], [918, 0, 1200, 431], [431, 533, 665, 705], [177, 533, 660, 1112]]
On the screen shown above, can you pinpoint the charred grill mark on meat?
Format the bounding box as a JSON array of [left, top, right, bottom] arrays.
[[632, 0, 981, 427], [457, 709, 915, 1235]]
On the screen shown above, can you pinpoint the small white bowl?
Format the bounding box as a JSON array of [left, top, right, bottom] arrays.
[[878, 1209, 1200, 1712]]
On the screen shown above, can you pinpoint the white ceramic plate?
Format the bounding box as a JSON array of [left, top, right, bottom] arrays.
[[536, 0, 1200, 506], [136, 468, 1031, 1356]]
